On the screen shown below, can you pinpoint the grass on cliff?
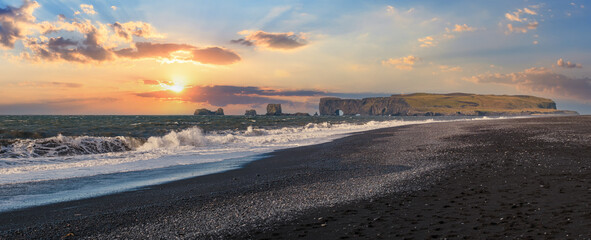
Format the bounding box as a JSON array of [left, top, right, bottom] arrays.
[[399, 93, 557, 114]]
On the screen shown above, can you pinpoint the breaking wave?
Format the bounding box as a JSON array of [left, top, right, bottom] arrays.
[[0, 135, 143, 158], [0, 117, 511, 184], [0, 122, 351, 158]]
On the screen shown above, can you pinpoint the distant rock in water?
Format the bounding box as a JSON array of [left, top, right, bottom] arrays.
[[194, 108, 225, 116], [266, 104, 282, 116], [292, 112, 311, 116], [245, 109, 257, 116], [319, 93, 576, 116]]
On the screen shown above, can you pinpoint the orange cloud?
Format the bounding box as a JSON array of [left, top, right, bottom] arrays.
[[382, 55, 420, 70], [0, 0, 240, 65], [79, 4, 96, 15], [556, 58, 582, 69], [504, 6, 540, 34], [115, 42, 240, 65], [506, 22, 538, 34], [0, 0, 40, 48], [110, 21, 163, 42], [447, 24, 476, 33]]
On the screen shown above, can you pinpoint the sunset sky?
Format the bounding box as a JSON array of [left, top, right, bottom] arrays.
[[0, 0, 590, 114]]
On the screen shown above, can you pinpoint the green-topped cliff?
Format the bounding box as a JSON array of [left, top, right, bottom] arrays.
[[319, 93, 578, 116]]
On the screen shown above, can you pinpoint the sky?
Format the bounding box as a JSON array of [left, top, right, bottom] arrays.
[[0, 0, 590, 115]]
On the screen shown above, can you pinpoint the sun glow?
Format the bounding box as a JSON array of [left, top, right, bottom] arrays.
[[167, 84, 184, 92], [160, 82, 185, 93], [160, 75, 187, 93]]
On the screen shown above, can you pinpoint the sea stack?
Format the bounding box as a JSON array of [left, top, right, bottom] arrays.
[[245, 109, 257, 116], [266, 104, 282, 116], [194, 108, 225, 115]]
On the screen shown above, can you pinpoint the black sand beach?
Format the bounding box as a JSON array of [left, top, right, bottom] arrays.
[[1, 116, 590, 239]]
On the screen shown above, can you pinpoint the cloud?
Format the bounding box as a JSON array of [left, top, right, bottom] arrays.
[[556, 58, 582, 69], [0, 0, 40, 48], [192, 47, 241, 65], [230, 38, 253, 46], [135, 85, 327, 106], [80, 4, 96, 15], [23, 21, 116, 62], [506, 22, 538, 33], [505, 7, 537, 22], [0, 1, 240, 65], [504, 7, 539, 34], [439, 65, 462, 72], [447, 24, 476, 33], [110, 21, 163, 42], [143, 79, 160, 85], [0, 97, 118, 114], [386, 5, 395, 14], [418, 36, 436, 48], [523, 8, 537, 15], [232, 30, 308, 50], [115, 42, 240, 65], [17, 81, 83, 88], [468, 67, 591, 101], [382, 55, 420, 70], [111, 6, 117, 11]]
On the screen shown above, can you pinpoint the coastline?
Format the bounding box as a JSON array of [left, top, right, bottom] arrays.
[[1, 115, 590, 239]]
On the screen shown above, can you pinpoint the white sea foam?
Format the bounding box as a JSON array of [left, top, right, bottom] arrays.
[[0, 117, 507, 185]]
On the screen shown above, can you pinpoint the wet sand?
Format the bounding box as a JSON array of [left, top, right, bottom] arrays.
[[1, 116, 590, 239]]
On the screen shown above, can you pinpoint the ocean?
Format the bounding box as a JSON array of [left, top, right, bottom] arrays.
[[0, 115, 491, 212]]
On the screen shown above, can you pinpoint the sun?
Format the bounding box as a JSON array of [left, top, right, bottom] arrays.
[[168, 84, 184, 93], [160, 75, 186, 93], [160, 82, 185, 93]]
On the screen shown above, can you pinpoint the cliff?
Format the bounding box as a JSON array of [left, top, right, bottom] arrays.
[[320, 93, 576, 116]]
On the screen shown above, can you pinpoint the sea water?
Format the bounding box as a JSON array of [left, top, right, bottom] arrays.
[[0, 115, 493, 212]]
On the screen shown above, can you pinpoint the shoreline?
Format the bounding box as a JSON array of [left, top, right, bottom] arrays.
[[1, 116, 590, 239], [0, 115, 484, 213]]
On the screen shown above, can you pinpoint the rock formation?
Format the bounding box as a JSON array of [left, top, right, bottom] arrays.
[[266, 104, 282, 116], [319, 93, 573, 116], [319, 97, 411, 116], [245, 109, 257, 116], [194, 108, 225, 115]]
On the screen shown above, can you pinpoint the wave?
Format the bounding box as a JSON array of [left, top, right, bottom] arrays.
[[0, 134, 144, 158], [0, 123, 343, 158], [0, 116, 517, 185], [0, 116, 506, 160]]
